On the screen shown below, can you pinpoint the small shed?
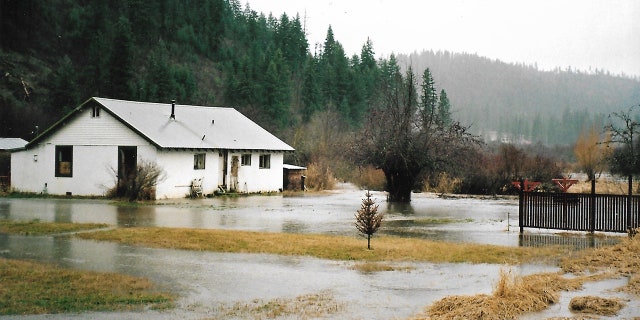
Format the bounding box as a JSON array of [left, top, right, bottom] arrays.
[[283, 164, 307, 191], [0, 138, 28, 190]]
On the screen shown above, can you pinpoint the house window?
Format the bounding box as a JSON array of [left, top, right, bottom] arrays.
[[194, 153, 206, 170], [55, 146, 73, 177], [91, 105, 100, 117], [259, 154, 270, 169], [241, 154, 251, 166]]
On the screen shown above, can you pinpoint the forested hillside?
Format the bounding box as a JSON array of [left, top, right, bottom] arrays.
[[398, 51, 640, 145], [1, 0, 639, 149]]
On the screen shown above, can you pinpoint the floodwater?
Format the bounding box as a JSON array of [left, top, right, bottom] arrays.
[[1, 184, 638, 319]]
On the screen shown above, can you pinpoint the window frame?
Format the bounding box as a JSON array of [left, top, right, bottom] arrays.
[[91, 105, 100, 118], [241, 154, 252, 166], [55, 145, 73, 177], [259, 154, 271, 169], [193, 153, 206, 170]]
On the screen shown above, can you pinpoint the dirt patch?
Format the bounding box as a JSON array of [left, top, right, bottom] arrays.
[[569, 296, 626, 316]]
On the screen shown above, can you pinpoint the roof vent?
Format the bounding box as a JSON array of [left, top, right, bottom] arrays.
[[170, 100, 176, 120]]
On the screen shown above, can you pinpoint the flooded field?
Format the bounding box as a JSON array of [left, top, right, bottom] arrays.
[[1, 184, 637, 319]]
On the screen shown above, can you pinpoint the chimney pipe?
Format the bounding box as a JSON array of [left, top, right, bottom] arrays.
[[170, 100, 176, 120]]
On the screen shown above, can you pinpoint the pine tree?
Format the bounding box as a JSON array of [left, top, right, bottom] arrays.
[[437, 89, 452, 127], [419, 68, 438, 126], [355, 191, 382, 249], [107, 16, 135, 99]]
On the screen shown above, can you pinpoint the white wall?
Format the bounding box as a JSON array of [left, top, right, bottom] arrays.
[[155, 150, 220, 199], [11, 108, 153, 196], [12, 144, 117, 196], [232, 152, 284, 193]]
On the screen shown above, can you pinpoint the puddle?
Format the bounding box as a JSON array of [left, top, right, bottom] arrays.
[[0, 234, 561, 319]]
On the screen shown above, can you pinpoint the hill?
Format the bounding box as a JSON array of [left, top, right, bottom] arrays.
[[1, 0, 638, 148], [398, 51, 640, 145]]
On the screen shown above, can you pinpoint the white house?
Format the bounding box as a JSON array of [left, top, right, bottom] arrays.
[[11, 97, 294, 199]]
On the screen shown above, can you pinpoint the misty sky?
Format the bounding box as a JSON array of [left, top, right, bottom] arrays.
[[246, 0, 640, 77]]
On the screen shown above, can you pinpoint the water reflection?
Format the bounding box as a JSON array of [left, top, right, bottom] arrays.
[[0, 190, 626, 248], [519, 233, 620, 249]]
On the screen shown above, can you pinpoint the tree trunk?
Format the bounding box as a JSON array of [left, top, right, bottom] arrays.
[[385, 170, 413, 202], [367, 234, 371, 250]]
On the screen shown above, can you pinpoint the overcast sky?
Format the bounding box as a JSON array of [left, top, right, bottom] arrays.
[[246, 0, 640, 77]]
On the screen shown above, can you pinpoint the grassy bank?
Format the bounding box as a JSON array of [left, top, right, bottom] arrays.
[[0, 258, 173, 315], [0, 219, 108, 235], [75, 227, 568, 264]]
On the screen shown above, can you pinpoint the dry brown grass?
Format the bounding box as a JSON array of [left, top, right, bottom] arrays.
[[418, 231, 640, 319], [0, 258, 173, 315], [568, 177, 639, 195], [350, 261, 415, 273], [76, 227, 568, 264], [0, 219, 108, 235], [423, 172, 462, 194], [304, 162, 336, 191], [350, 165, 386, 191], [559, 230, 640, 276], [416, 270, 585, 320], [569, 296, 626, 316], [210, 290, 343, 319]]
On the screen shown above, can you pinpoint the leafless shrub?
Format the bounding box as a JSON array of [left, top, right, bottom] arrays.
[[107, 160, 166, 201]]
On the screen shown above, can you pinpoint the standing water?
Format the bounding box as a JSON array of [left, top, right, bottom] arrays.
[[0, 184, 633, 319]]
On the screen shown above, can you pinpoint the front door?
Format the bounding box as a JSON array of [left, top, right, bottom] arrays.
[[117, 146, 137, 196]]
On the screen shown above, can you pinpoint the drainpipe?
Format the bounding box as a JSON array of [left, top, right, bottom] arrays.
[[170, 100, 176, 120]]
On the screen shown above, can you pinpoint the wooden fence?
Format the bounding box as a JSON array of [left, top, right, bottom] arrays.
[[519, 192, 640, 233]]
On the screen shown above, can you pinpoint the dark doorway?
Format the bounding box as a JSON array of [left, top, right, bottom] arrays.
[[117, 146, 137, 196]]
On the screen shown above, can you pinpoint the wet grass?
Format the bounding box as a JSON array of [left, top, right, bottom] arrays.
[[350, 261, 415, 273], [416, 232, 640, 319], [0, 258, 173, 315], [0, 219, 109, 235], [76, 227, 568, 264], [211, 290, 343, 319]]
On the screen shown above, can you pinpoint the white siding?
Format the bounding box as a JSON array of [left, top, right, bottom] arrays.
[[12, 145, 117, 196], [232, 152, 284, 193], [47, 108, 149, 146], [155, 150, 220, 199], [11, 108, 156, 196]]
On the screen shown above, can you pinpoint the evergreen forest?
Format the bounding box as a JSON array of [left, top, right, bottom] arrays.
[[2, 0, 639, 194]]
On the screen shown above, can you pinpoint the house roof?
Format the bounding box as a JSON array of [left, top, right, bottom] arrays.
[[0, 138, 28, 151], [283, 164, 307, 170], [28, 97, 294, 152]]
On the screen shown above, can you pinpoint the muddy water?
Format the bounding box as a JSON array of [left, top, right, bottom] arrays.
[[0, 185, 634, 319]]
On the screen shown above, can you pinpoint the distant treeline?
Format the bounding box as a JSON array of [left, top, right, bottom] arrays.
[[398, 51, 640, 145], [1, 0, 639, 148]]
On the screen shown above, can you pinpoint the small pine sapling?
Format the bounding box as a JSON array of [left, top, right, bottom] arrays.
[[355, 190, 383, 249]]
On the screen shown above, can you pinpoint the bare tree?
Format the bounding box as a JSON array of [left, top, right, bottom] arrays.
[[355, 190, 383, 250], [574, 125, 612, 193], [604, 105, 640, 195], [353, 61, 479, 202]]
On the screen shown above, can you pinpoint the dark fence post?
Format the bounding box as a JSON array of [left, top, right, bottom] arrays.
[[519, 179, 524, 233], [628, 175, 633, 232], [589, 179, 596, 233]]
